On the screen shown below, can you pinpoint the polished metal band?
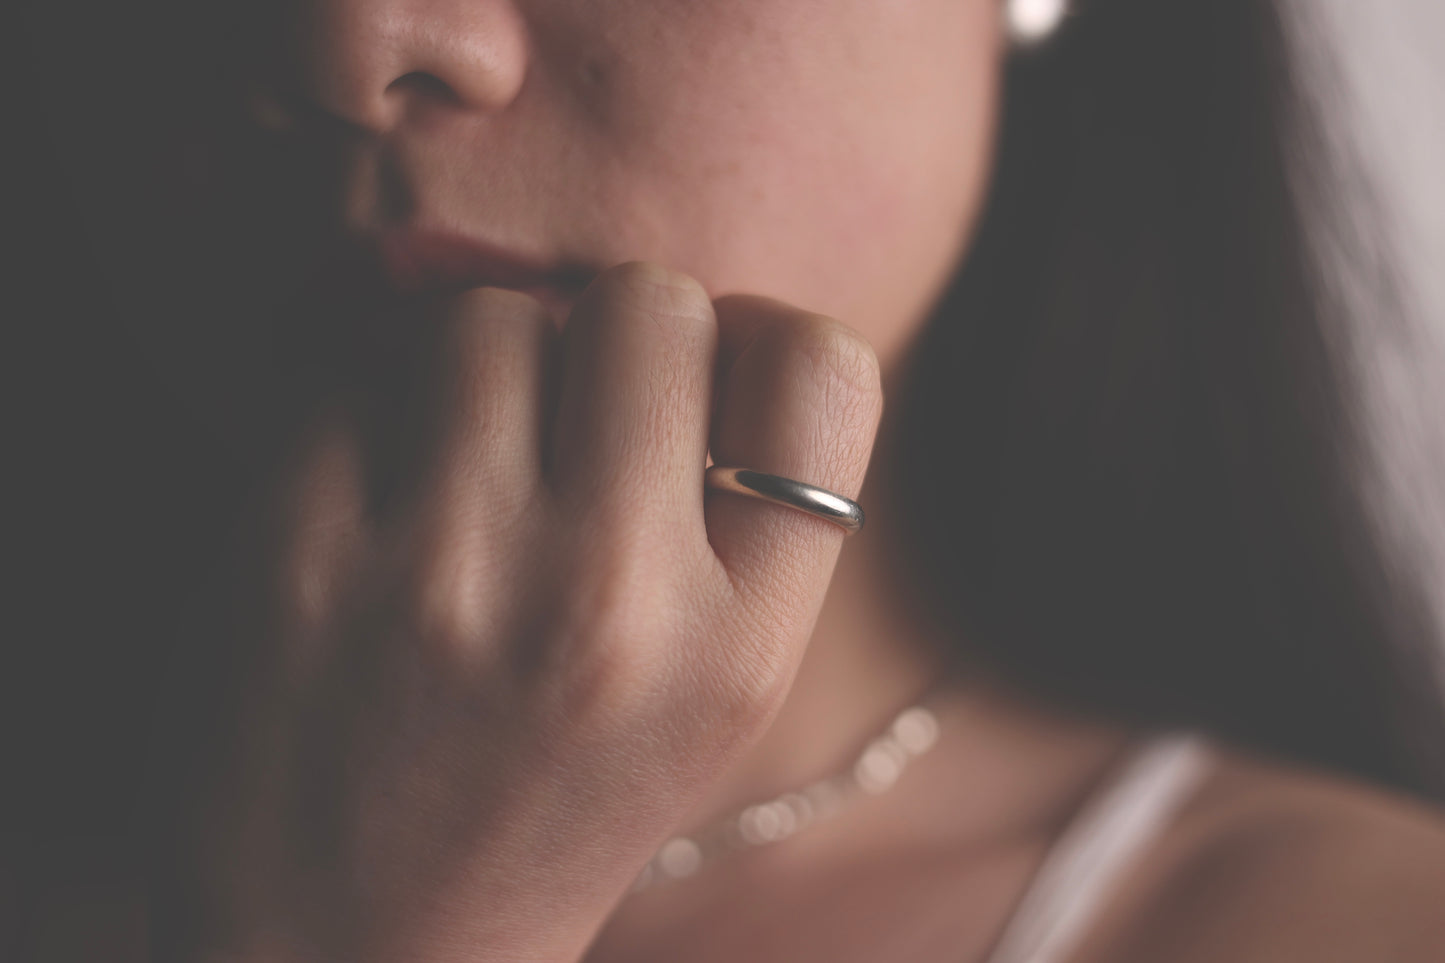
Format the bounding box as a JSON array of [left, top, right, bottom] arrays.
[[704, 466, 864, 535]]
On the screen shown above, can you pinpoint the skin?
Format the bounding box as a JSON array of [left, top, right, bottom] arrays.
[[285, 0, 998, 368], [24, 0, 1445, 960]]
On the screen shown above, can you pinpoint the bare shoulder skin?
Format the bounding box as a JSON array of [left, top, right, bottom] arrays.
[[1073, 746, 1445, 963]]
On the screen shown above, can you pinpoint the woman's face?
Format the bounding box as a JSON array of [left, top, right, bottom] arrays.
[[268, 0, 1003, 369]]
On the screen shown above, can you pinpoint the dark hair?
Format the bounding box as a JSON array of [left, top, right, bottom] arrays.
[[891, 0, 1445, 799]]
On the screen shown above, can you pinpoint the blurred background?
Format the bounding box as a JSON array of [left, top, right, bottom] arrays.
[[1294, 0, 1445, 669]]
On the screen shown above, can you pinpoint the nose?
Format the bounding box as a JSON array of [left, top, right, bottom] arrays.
[[291, 0, 531, 132]]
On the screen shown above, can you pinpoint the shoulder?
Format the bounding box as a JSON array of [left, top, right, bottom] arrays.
[[1088, 741, 1445, 963]]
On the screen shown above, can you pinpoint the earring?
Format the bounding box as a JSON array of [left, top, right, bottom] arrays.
[[1006, 0, 1070, 49]]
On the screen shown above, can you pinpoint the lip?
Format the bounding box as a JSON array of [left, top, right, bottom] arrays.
[[372, 229, 596, 323]]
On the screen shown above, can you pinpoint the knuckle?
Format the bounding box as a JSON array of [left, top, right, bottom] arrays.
[[793, 316, 883, 408], [448, 285, 552, 325], [271, 551, 334, 636], [406, 558, 492, 663], [804, 323, 883, 453], [597, 261, 714, 329], [269, 521, 365, 635], [556, 536, 722, 684], [552, 549, 674, 704], [606, 259, 709, 302], [565, 544, 662, 650], [767, 317, 884, 481]]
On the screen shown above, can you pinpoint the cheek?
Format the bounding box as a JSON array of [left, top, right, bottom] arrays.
[[601, 0, 1003, 365]]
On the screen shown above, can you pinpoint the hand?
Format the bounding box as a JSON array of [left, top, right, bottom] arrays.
[[171, 261, 883, 962]]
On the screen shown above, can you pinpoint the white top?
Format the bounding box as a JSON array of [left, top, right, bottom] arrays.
[[981, 731, 1215, 963]]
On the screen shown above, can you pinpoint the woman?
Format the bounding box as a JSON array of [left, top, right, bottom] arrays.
[[11, 0, 1445, 959]]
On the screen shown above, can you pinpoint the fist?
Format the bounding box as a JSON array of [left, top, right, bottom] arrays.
[[174, 261, 884, 963]]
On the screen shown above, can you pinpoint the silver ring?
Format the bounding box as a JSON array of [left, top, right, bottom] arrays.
[[704, 466, 864, 535]]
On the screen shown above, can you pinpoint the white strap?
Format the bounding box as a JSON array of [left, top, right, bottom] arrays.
[[983, 731, 1213, 963]]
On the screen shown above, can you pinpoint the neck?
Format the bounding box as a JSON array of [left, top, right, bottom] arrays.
[[590, 367, 1138, 963]]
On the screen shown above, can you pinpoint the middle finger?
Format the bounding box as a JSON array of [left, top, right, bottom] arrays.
[[550, 261, 718, 537]]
